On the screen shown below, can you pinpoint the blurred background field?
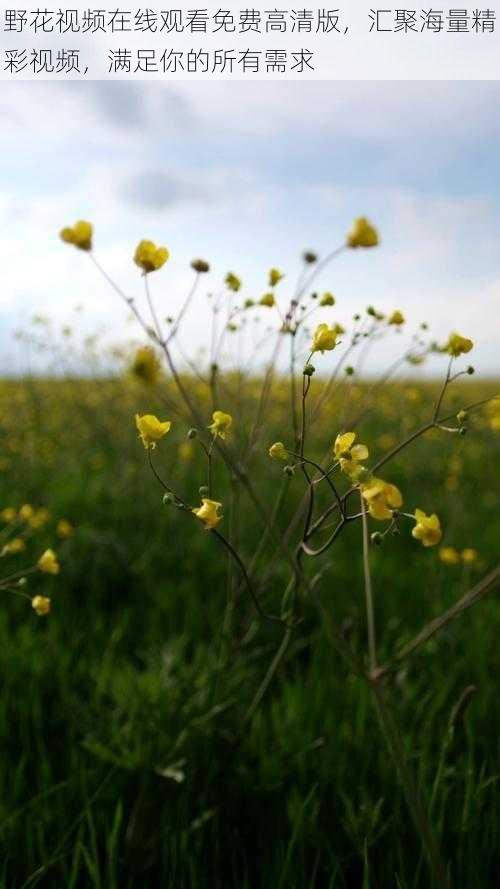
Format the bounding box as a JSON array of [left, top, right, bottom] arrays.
[[0, 365, 498, 888]]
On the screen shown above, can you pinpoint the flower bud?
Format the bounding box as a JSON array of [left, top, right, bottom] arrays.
[[191, 258, 210, 273], [199, 485, 209, 496], [187, 428, 198, 439], [163, 492, 175, 505], [456, 410, 467, 423], [303, 251, 317, 264], [303, 363, 316, 377], [371, 532, 383, 546], [345, 366, 354, 376], [459, 426, 468, 437], [284, 465, 295, 477], [467, 366, 475, 375]]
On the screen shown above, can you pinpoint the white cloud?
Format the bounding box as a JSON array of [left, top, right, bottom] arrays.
[[0, 80, 498, 375]]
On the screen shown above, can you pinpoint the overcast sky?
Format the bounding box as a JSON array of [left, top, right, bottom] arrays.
[[0, 80, 499, 376]]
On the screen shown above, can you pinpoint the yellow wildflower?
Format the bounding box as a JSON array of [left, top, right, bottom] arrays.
[[135, 414, 171, 449], [60, 220, 93, 251], [388, 310, 405, 326], [1, 537, 26, 556], [439, 546, 460, 565], [38, 548, 60, 574], [134, 240, 169, 273], [319, 292, 335, 307], [192, 498, 223, 530], [268, 268, 284, 287], [269, 442, 288, 462], [412, 510, 442, 548], [260, 293, 275, 308], [19, 504, 34, 521], [130, 346, 161, 385], [208, 410, 233, 439], [225, 272, 241, 292], [461, 548, 478, 564], [29, 508, 51, 530], [445, 333, 473, 357], [347, 217, 379, 249], [311, 323, 340, 353], [57, 519, 74, 539], [32, 595, 51, 616], [0, 507, 16, 523], [334, 432, 369, 479], [361, 477, 403, 521]]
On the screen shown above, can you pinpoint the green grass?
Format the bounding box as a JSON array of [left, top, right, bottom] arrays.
[[0, 376, 498, 887]]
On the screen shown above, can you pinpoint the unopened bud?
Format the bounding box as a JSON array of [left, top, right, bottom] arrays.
[[187, 428, 198, 439], [191, 258, 210, 273], [303, 251, 317, 264], [467, 366, 475, 375], [163, 492, 175, 505], [199, 485, 209, 496], [459, 426, 468, 437], [303, 363, 316, 377], [371, 532, 383, 546], [345, 366, 354, 376], [284, 465, 295, 477]]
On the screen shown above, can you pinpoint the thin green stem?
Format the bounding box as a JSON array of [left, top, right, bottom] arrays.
[[360, 493, 377, 672]]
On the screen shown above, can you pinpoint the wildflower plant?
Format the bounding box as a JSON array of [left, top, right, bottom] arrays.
[[0, 503, 63, 616], [59, 215, 500, 889]]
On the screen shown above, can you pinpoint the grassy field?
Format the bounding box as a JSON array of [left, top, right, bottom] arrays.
[[0, 369, 498, 888]]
